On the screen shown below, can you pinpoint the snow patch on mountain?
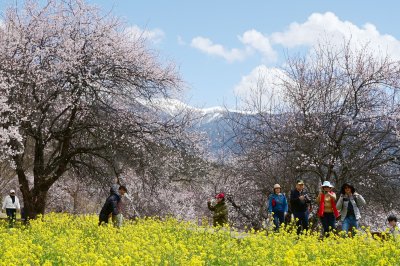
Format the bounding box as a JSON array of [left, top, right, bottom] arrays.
[[142, 97, 252, 123]]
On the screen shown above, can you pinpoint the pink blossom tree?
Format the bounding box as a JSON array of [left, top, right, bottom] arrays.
[[0, 0, 190, 219]]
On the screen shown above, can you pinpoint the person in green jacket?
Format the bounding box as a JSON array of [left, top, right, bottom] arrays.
[[207, 193, 228, 226]]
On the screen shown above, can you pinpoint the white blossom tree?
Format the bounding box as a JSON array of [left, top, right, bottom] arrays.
[[0, 94, 23, 161], [280, 42, 400, 187], [0, 0, 193, 219], [223, 41, 400, 228]]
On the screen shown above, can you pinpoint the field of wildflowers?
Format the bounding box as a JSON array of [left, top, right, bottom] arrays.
[[0, 213, 398, 265]]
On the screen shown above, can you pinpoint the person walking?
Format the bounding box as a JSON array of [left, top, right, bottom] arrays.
[[268, 184, 288, 231], [98, 185, 127, 227], [387, 215, 399, 239], [336, 183, 366, 235], [290, 180, 312, 234], [316, 181, 340, 236], [207, 193, 228, 227], [109, 183, 125, 228], [2, 189, 21, 228]]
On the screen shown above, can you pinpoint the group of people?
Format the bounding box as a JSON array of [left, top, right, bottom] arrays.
[[0, 185, 128, 229], [206, 179, 398, 238], [1, 182, 398, 237], [267, 179, 398, 237]]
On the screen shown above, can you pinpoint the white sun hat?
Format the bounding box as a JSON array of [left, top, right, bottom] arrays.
[[273, 184, 281, 189], [322, 181, 334, 188]]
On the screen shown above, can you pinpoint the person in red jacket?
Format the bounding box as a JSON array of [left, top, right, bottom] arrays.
[[316, 181, 339, 236]]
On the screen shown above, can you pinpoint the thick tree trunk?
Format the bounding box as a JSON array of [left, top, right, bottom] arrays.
[[14, 154, 53, 220], [22, 190, 49, 220]]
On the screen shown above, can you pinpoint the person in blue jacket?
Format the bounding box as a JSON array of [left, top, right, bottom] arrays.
[[268, 184, 288, 231]]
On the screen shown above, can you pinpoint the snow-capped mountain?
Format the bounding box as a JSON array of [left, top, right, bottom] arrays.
[[146, 97, 250, 124], [145, 98, 252, 155]]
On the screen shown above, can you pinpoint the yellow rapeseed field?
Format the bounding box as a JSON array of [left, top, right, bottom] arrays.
[[0, 213, 399, 265]]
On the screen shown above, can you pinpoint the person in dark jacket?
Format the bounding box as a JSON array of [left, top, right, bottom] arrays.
[[99, 185, 127, 226], [207, 193, 228, 227], [268, 184, 288, 231], [290, 180, 312, 234]]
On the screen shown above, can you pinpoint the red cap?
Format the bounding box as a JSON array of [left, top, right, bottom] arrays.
[[215, 193, 225, 199]]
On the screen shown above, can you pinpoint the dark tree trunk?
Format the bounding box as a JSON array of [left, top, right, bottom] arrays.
[[14, 154, 54, 220], [22, 190, 49, 220]]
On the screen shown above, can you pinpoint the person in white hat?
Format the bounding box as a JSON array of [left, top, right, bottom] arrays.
[[316, 181, 339, 236], [2, 189, 21, 228], [267, 184, 288, 231]]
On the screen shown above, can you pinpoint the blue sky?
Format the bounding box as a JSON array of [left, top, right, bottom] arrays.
[[2, 1, 400, 108]]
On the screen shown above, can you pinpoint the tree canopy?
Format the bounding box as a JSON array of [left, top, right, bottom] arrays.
[[0, 0, 192, 218]]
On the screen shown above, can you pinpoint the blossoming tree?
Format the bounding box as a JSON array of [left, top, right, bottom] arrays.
[[0, 0, 191, 219], [223, 41, 400, 228]]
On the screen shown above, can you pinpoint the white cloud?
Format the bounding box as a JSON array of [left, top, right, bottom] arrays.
[[190, 36, 249, 63], [190, 31, 277, 63], [191, 12, 400, 64], [233, 13, 400, 110], [271, 12, 400, 59], [125, 25, 165, 44], [234, 65, 287, 111], [239, 29, 277, 62]]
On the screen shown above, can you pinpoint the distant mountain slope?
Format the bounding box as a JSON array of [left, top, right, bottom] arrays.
[[143, 98, 251, 155]]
